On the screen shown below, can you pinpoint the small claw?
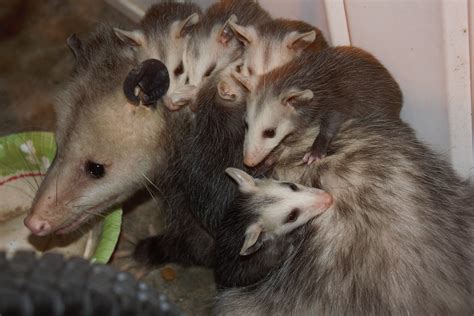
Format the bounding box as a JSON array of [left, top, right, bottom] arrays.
[[303, 152, 324, 165]]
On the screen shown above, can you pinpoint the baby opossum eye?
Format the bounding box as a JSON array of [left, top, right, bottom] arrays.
[[174, 62, 184, 77], [85, 160, 105, 179], [236, 64, 242, 73], [263, 128, 276, 138], [285, 208, 300, 224], [244, 121, 248, 130], [204, 63, 217, 78], [282, 182, 300, 192]]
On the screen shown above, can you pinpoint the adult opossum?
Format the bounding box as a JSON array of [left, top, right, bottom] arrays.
[[23, 20, 193, 235], [214, 168, 332, 288], [240, 47, 402, 167], [214, 115, 474, 315]]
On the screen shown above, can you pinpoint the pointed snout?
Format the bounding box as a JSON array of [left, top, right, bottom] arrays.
[[24, 213, 52, 236]]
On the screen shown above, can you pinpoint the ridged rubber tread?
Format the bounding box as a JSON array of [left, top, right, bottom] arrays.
[[0, 251, 184, 316]]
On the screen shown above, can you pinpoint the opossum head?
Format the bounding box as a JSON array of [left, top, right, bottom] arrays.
[[230, 19, 325, 89], [179, 14, 242, 110], [225, 168, 332, 256], [114, 1, 201, 111], [24, 26, 169, 236], [243, 77, 314, 167]]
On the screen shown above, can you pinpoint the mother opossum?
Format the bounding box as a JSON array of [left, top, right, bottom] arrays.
[[214, 114, 473, 315]]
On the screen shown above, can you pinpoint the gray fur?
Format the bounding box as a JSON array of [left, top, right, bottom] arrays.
[[215, 115, 473, 315]]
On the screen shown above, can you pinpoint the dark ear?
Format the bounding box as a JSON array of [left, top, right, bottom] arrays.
[[67, 34, 83, 60], [113, 28, 145, 47], [218, 14, 238, 45], [178, 13, 200, 38], [240, 223, 264, 256]]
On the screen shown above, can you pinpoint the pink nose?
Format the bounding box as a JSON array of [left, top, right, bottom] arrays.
[[24, 214, 52, 236], [322, 193, 333, 208]]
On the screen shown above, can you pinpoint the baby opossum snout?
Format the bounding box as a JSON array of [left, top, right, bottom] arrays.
[[123, 59, 170, 107], [225, 168, 333, 256]]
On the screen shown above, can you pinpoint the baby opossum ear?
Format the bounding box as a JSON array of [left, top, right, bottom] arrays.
[[231, 70, 253, 92], [282, 89, 314, 109], [286, 30, 317, 51], [228, 22, 253, 46], [66, 34, 83, 60], [178, 13, 200, 38], [219, 14, 238, 45], [240, 223, 264, 256], [217, 80, 237, 101], [113, 28, 145, 47], [225, 167, 257, 193]]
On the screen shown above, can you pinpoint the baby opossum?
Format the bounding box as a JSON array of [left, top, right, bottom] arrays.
[[175, 0, 271, 110], [230, 18, 328, 80], [214, 115, 473, 315], [114, 0, 202, 110], [24, 20, 193, 235], [132, 69, 252, 268], [240, 47, 402, 167], [214, 168, 332, 288]]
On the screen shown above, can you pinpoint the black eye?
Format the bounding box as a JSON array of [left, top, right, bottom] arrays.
[[185, 77, 189, 84], [85, 160, 105, 179], [282, 182, 299, 192], [236, 64, 242, 73], [204, 63, 217, 77], [285, 208, 300, 224], [263, 128, 275, 138], [244, 121, 248, 130], [174, 62, 184, 77]]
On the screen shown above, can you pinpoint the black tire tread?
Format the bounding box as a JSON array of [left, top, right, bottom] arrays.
[[0, 251, 184, 316]]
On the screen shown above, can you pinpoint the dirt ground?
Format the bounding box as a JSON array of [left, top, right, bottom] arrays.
[[0, 1, 215, 314]]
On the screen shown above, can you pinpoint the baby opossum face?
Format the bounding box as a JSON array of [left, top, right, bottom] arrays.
[[114, 12, 200, 111], [243, 88, 314, 167], [226, 168, 332, 256], [178, 16, 242, 109], [24, 30, 169, 236], [229, 21, 318, 91]]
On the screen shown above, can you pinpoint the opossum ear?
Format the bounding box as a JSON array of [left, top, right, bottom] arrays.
[[240, 223, 264, 256], [113, 28, 145, 47], [219, 14, 238, 45], [282, 89, 314, 109], [67, 34, 83, 60], [231, 70, 253, 92], [225, 167, 257, 192], [228, 22, 253, 46], [178, 13, 200, 38], [286, 30, 317, 51], [217, 80, 237, 101]]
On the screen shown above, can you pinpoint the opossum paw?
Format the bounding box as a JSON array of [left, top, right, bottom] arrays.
[[303, 151, 326, 165]]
